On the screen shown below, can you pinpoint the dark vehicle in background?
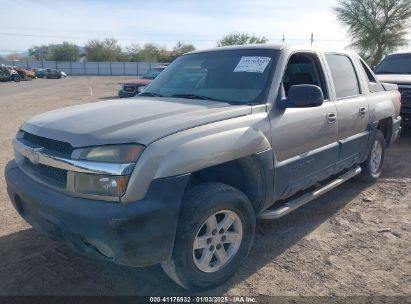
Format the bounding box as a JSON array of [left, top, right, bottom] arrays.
[[35, 68, 65, 79], [118, 66, 167, 98], [375, 52, 411, 127], [0, 65, 21, 82]]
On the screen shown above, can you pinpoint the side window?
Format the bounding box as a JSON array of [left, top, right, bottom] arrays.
[[325, 54, 361, 99], [282, 53, 328, 99], [358, 58, 383, 92]]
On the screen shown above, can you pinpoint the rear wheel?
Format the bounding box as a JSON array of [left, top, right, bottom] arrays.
[[359, 130, 386, 182], [161, 183, 255, 290]]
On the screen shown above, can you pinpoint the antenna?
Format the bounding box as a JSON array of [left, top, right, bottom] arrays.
[[310, 33, 314, 45], [282, 34, 285, 43]]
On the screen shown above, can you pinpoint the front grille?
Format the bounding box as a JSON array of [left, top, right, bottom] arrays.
[[23, 157, 67, 188], [23, 132, 73, 155], [123, 85, 136, 93], [399, 88, 411, 107]]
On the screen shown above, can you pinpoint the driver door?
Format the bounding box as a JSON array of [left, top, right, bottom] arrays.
[[270, 52, 339, 199]]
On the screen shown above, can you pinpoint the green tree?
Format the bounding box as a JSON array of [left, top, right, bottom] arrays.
[[173, 42, 196, 56], [127, 43, 142, 62], [136, 43, 164, 62], [334, 0, 411, 67], [127, 43, 172, 62], [28, 45, 50, 60], [85, 38, 123, 61], [217, 33, 268, 47], [49, 42, 80, 61]]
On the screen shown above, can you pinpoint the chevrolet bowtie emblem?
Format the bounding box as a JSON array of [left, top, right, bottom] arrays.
[[26, 147, 44, 165]]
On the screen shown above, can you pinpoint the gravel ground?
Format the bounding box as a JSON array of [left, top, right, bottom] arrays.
[[0, 77, 410, 296]]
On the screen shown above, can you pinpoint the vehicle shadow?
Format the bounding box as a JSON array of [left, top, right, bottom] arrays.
[[99, 96, 119, 100], [0, 179, 370, 296], [380, 126, 411, 179]]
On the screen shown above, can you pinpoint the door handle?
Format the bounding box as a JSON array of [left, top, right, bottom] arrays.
[[359, 107, 367, 116], [327, 112, 337, 124]]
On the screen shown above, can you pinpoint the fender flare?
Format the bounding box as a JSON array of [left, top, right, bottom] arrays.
[[371, 100, 395, 123], [122, 124, 272, 202], [154, 126, 271, 179]]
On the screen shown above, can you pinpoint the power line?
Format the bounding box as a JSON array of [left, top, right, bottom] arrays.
[[0, 32, 219, 41], [0, 31, 353, 43], [1, 31, 410, 53]]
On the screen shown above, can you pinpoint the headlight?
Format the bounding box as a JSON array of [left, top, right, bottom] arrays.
[[73, 144, 144, 197], [74, 173, 129, 197], [79, 144, 144, 163], [138, 85, 147, 93]]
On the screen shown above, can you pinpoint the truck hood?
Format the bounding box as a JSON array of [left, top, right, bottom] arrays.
[[376, 74, 411, 85], [22, 97, 252, 147], [121, 79, 151, 86]]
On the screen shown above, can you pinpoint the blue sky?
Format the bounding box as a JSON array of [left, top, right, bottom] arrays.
[[0, 0, 410, 54]]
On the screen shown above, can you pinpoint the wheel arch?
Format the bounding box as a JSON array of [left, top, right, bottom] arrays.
[[184, 153, 272, 212], [122, 117, 273, 203], [377, 116, 393, 147]]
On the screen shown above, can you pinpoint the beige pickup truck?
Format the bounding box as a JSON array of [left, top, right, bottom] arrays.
[[5, 45, 401, 289]]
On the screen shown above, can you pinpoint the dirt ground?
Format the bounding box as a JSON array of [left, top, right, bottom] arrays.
[[0, 76, 410, 296]]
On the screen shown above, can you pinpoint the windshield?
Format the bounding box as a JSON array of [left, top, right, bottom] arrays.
[[143, 68, 164, 79], [141, 49, 279, 104], [375, 54, 411, 74]]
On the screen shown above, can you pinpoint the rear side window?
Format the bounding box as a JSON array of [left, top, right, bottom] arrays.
[[358, 58, 383, 92], [325, 54, 360, 99]]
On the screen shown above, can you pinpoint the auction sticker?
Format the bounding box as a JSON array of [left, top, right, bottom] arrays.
[[233, 56, 271, 73]]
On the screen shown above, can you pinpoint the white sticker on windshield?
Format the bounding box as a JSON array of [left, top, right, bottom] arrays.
[[233, 56, 271, 73]]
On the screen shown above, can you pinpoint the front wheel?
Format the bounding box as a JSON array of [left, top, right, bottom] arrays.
[[161, 183, 255, 290], [359, 130, 386, 182]]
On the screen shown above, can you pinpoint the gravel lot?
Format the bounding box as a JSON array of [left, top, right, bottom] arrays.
[[0, 76, 410, 296]]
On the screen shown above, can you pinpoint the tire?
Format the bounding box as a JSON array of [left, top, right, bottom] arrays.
[[358, 130, 386, 182], [161, 182, 256, 290], [13, 75, 21, 82]]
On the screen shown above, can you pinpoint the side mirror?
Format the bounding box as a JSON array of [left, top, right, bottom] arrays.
[[280, 84, 324, 109]]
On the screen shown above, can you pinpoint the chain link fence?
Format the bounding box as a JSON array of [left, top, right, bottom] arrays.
[[0, 60, 166, 76]]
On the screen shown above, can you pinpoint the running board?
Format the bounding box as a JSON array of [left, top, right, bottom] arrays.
[[258, 166, 362, 220]]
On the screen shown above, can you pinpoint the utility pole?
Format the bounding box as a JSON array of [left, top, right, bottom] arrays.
[[282, 34, 285, 43], [310, 33, 314, 45]]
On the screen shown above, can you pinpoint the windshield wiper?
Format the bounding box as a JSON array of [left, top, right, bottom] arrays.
[[170, 94, 252, 105], [375, 71, 399, 74], [139, 92, 163, 97], [170, 94, 219, 101]]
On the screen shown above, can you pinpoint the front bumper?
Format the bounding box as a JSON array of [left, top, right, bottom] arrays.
[[5, 160, 189, 267], [118, 90, 137, 98], [400, 107, 411, 127]]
